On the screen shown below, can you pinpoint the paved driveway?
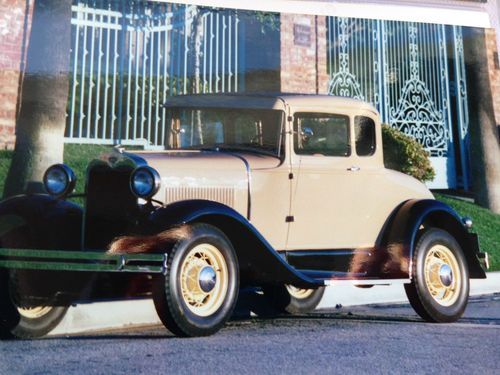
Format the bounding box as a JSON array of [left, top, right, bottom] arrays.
[[1, 293, 499, 374]]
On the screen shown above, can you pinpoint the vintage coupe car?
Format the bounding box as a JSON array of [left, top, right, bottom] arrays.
[[0, 94, 489, 338]]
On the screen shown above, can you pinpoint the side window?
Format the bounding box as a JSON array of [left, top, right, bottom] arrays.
[[354, 116, 376, 156], [294, 113, 351, 157]]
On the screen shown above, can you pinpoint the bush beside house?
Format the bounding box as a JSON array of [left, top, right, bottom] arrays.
[[382, 124, 435, 182]]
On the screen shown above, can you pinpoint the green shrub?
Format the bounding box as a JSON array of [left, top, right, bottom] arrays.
[[382, 124, 435, 182]]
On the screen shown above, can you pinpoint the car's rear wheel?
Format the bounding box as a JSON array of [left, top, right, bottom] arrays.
[[264, 285, 325, 314], [153, 224, 239, 337], [404, 228, 469, 323]]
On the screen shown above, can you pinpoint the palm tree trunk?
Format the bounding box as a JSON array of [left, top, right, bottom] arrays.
[[3, 0, 72, 198], [188, 11, 205, 145], [464, 28, 500, 214]]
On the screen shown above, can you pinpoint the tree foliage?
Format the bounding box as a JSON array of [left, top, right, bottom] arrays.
[[382, 124, 435, 182], [254, 12, 280, 33]]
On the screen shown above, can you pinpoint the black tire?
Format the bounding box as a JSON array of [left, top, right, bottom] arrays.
[[0, 270, 19, 339], [404, 228, 469, 323], [153, 224, 239, 337], [0, 222, 69, 339], [264, 285, 325, 314], [0, 270, 68, 339]]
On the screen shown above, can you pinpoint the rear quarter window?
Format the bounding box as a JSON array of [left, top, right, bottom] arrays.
[[354, 116, 376, 156]]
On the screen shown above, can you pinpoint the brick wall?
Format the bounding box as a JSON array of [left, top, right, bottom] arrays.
[[485, 28, 500, 128], [0, 0, 32, 150], [279, 14, 329, 94]]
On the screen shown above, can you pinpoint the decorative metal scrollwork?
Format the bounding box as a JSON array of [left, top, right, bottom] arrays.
[[453, 26, 469, 138], [389, 24, 449, 157], [328, 18, 364, 100]]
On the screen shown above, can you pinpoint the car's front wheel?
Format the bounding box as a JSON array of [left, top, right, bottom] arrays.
[[0, 270, 68, 339], [153, 224, 239, 337], [404, 228, 469, 323]]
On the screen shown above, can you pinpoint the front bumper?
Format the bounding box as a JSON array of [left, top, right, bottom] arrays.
[[478, 251, 490, 271]]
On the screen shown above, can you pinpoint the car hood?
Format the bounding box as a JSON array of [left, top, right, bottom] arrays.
[[135, 150, 281, 171], [131, 150, 281, 216]]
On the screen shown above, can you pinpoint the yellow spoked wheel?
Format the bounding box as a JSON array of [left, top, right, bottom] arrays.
[[404, 228, 469, 323], [17, 306, 54, 319], [424, 244, 461, 307], [285, 285, 315, 300], [180, 243, 229, 317], [264, 285, 325, 315], [153, 223, 239, 337], [0, 269, 69, 339]]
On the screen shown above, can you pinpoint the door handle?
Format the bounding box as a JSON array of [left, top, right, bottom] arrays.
[[347, 166, 360, 172]]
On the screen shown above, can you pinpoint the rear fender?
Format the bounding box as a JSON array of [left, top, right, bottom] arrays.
[[147, 200, 320, 288], [383, 199, 486, 279]]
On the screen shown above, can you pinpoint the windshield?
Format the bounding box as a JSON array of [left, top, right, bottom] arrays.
[[165, 108, 284, 157]]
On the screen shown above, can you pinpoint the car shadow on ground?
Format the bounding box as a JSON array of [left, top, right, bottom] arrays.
[[233, 289, 500, 326], [40, 291, 499, 340], [232, 288, 422, 324]]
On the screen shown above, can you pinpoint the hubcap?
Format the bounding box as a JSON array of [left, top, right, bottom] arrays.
[[199, 266, 217, 293], [439, 264, 453, 287], [179, 243, 229, 317], [424, 244, 461, 307]]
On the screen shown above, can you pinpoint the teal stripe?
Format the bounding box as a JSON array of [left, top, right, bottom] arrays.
[[0, 260, 164, 273], [0, 248, 166, 274], [0, 248, 164, 262]]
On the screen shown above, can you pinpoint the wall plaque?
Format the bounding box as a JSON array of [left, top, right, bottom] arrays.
[[294, 24, 311, 47]]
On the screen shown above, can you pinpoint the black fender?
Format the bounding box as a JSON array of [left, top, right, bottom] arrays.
[[0, 194, 85, 305], [0, 194, 83, 251], [382, 199, 486, 279], [147, 200, 321, 288]]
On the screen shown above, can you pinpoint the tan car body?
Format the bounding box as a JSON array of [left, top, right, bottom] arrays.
[[136, 94, 433, 252], [0, 94, 487, 339]]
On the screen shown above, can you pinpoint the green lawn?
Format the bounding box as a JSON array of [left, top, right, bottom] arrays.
[[0, 151, 12, 197], [63, 144, 113, 195], [0, 145, 498, 271], [0, 145, 112, 201], [435, 193, 500, 271]]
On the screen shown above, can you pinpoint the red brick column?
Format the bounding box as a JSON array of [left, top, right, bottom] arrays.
[[485, 29, 500, 128], [0, 0, 32, 150], [279, 14, 329, 94]]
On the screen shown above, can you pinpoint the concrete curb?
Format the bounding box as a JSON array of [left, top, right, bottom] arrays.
[[50, 272, 500, 336], [318, 271, 500, 309]]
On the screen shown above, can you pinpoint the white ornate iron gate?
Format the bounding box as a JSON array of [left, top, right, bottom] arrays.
[[327, 17, 470, 189], [66, 1, 241, 147]]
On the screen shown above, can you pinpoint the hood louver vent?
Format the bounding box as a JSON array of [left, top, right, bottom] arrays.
[[165, 186, 235, 208]]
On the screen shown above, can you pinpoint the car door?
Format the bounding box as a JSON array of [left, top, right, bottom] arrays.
[[286, 111, 357, 250]]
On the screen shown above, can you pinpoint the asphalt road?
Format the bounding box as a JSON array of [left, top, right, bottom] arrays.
[[1, 293, 499, 375]]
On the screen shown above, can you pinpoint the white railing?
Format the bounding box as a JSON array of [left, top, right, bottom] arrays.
[[66, 1, 241, 147]]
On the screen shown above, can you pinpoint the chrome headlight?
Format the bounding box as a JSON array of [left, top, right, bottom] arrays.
[[43, 164, 76, 198], [130, 166, 161, 199]]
